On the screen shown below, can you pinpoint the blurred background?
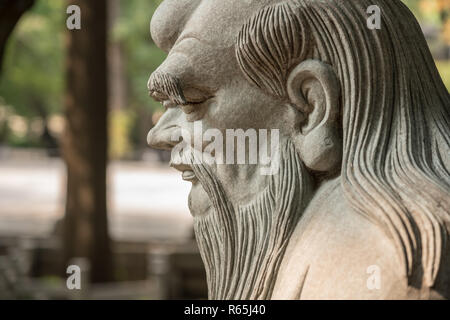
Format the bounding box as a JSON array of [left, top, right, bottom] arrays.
[[0, 0, 448, 300]]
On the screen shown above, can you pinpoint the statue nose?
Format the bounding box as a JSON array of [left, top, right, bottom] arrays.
[[147, 108, 183, 150]]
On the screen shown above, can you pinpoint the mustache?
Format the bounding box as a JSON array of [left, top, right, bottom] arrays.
[[148, 71, 186, 105]]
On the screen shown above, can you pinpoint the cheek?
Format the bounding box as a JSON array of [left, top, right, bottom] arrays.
[[204, 84, 282, 130]]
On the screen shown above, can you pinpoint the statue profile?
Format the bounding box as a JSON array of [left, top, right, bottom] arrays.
[[147, 0, 450, 299]]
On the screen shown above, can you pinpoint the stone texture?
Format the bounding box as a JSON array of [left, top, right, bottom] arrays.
[[147, 0, 450, 300]]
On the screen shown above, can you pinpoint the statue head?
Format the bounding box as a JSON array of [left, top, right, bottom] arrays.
[[147, 0, 450, 299]]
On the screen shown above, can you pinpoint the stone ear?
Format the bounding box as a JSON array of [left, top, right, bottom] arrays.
[[287, 60, 342, 172]]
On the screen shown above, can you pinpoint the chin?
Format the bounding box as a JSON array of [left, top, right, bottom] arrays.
[[188, 181, 212, 218]]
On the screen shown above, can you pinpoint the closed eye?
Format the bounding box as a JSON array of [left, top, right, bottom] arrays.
[[183, 86, 214, 103], [181, 97, 213, 114]]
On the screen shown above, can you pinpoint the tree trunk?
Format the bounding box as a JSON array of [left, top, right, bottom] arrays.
[[62, 0, 113, 283], [0, 0, 35, 73], [108, 0, 127, 110]]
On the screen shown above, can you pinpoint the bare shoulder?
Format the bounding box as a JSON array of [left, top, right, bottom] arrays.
[[272, 179, 418, 299]]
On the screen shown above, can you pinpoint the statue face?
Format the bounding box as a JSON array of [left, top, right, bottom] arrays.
[[147, 0, 296, 216], [146, 0, 450, 300], [147, 2, 319, 299]]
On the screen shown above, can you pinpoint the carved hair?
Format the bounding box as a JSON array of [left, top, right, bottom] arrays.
[[191, 140, 312, 299], [148, 71, 186, 105], [236, 0, 450, 287]]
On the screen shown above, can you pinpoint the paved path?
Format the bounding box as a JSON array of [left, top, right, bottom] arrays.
[[0, 158, 193, 241]]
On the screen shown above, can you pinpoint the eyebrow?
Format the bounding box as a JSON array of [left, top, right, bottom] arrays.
[[148, 71, 187, 105]]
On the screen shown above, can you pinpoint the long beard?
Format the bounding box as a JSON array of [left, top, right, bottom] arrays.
[[191, 139, 312, 300]]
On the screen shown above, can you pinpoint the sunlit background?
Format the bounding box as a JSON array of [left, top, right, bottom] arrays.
[[0, 0, 448, 299]]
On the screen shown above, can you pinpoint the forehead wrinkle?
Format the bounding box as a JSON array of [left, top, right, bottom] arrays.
[[165, 40, 223, 92], [171, 35, 215, 56], [177, 0, 280, 49], [174, 33, 206, 49]]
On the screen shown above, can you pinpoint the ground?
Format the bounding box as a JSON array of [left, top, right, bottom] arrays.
[[0, 149, 193, 242]]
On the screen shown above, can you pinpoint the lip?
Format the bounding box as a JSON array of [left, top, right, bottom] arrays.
[[170, 161, 192, 172], [170, 162, 198, 182], [182, 170, 197, 182]]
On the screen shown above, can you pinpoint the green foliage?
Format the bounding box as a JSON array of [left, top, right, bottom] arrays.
[[114, 0, 166, 113], [436, 60, 450, 90], [111, 0, 166, 157], [0, 0, 65, 118], [402, 0, 422, 19], [0, 0, 166, 118], [0, 0, 166, 154], [109, 109, 135, 159]]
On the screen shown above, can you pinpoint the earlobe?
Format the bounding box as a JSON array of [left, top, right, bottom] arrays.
[[287, 60, 342, 173]]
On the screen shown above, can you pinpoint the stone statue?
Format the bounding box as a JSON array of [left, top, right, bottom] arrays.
[[147, 0, 450, 300]]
